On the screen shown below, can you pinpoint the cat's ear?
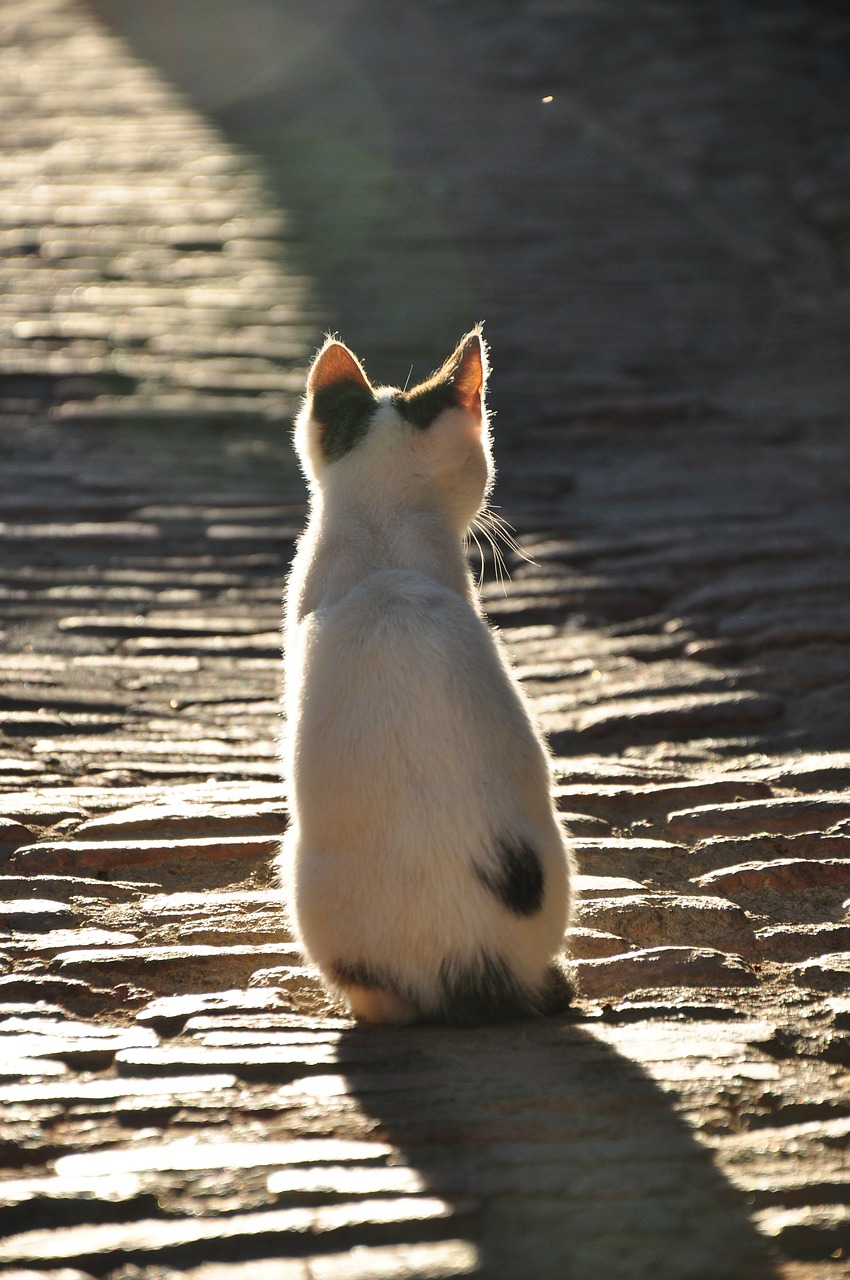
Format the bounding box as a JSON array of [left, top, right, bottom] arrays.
[[395, 328, 488, 429], [445, 330, 487, 416], [307, 339, 372, 398], [298, 339, 376, 470]]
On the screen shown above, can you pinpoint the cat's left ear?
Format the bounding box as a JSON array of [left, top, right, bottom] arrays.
[[444, 330, 488, 415], [307, 339, 372, 398]]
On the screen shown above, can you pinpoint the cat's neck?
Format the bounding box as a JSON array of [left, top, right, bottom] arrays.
[[291, 489, 477, 621]]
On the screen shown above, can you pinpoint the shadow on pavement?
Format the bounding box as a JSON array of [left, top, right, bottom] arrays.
[[336, 1017, 781, 1280]]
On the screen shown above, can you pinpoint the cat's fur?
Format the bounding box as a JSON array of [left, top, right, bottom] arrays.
[[278, 329, 573, 1025]]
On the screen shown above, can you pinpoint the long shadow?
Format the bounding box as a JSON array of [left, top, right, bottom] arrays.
[[336, 1017, 780, 1279]]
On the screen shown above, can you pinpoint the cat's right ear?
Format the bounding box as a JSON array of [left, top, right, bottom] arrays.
[[298, 339, 376, 470]]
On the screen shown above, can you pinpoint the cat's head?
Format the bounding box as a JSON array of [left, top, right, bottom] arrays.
[[294, 330, 494, 533]]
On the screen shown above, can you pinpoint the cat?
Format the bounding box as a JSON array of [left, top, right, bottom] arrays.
[[278, 329, 574, 1025]]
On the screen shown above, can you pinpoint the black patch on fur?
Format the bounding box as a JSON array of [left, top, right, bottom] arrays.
[[329, 958, 385, 990], [313, 380, 377, 462], [476, 839, 544, 916], [437, 953, 528, 1025], [436, 953, 571, 1026], [391, 381, 458, 430], [539, 961, 575, 1015]]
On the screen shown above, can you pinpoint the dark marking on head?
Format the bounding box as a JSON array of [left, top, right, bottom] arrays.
[[392, 329, 485, 429], [476, 838, 544, 916], [392, 380, 458, 430], [312, 380, 377, 463]]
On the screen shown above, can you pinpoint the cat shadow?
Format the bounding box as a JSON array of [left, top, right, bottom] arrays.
[[334, 1014, 781, 1280]]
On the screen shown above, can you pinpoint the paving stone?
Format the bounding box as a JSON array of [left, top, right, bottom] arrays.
[[72, 801, 287, 840], [825, 997, 850, 1030], [0, 899, 77, 931], [573, 947, 759, 998], [566, 927, 633, 959], [0, 1074, 239, 1107], [793, 954, 850, 994], [687, 833, 850, 873], [0, 1058, 69, 1080], [668, 796, 850, 842], [0, 1197, 470, 1269], [2, 928, 139, 955], [755, 924, 850, 962], [54, 944, 303, 993], [555, 780, 772, 823], [0, 818, 36, 844], [0, 975, 119, 1011], [0, 876, 154, 903], [11, 836, 278, 880], [569, 837, 689, 878], [575, 691, 782, 736], [56, 1138, 395, 1177], [694, 859, 850, 896], [578, 893, 758, 955], [106, 1241, 479, 1280], [135, 988, 297, 1034], [2, 0, 850, 1274], [573, 874, 648, 897], [755, 1204, 850, 1260], [0, 1022, 158, 1070]]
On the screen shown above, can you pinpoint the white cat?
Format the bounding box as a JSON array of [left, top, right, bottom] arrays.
[[279, 330, 573, 1025]]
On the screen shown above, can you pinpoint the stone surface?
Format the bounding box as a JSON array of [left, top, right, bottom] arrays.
[[755, 924, 850, 962], [1, 1, 850, 1276], [573, 947, 759, 999], [695, 860, 850, 896], [578, 893, 757, 955], [793, 955, 850, 994]]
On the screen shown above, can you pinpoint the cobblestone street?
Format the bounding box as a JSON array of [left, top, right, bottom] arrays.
[[1, 2, 849, 1277]]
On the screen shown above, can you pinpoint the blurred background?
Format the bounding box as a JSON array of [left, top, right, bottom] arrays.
[[6, 0, 850, 499]]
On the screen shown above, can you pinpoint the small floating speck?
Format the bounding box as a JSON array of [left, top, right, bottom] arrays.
[[542, 95, 554, 103]]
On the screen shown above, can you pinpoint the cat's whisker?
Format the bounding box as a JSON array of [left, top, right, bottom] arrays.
[[471, 515, 510, 595], [466, 526, 486, 590], [480, 507, 538, 567]]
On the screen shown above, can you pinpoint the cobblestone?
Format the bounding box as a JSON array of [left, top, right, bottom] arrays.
[[1, 0, 849, 1276]]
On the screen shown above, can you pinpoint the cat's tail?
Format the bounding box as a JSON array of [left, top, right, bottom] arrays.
[[433, 953, 574, 1027]]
